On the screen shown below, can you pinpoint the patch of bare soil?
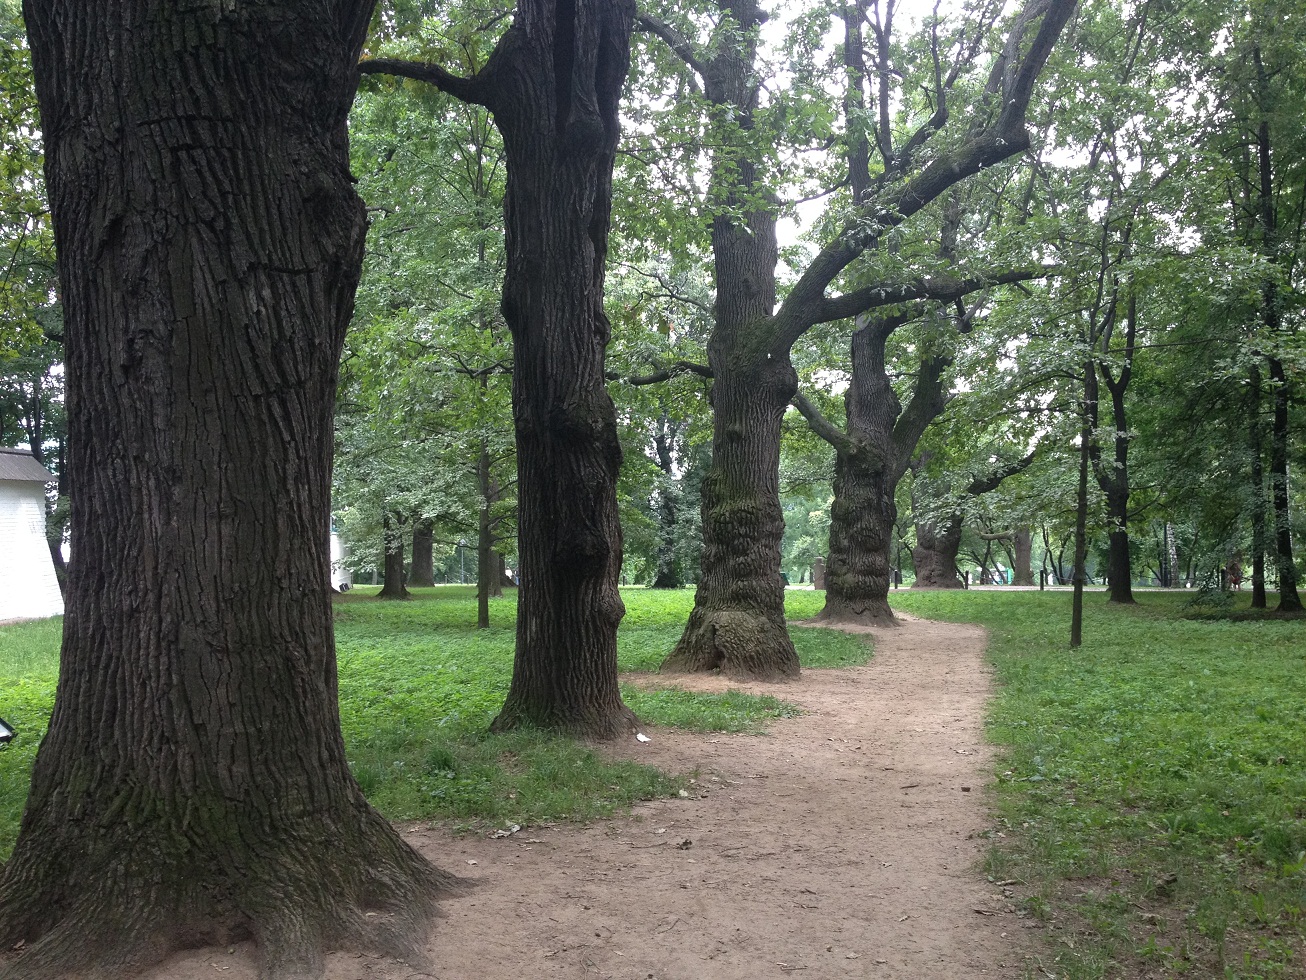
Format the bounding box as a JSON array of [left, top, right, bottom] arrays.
[[134, 615, 1032, 979]]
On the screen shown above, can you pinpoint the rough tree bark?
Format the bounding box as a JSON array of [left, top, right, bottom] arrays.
[[795, 309, 948, 626], [361, 0, 641, 736], [407, 519, 436, 587], [1248, 362, 1268, 607], [377, 515, 410, 599], [643, 0, 1075, 677], [1012, 528, 1035, 586], [0, 3, 452, 978]]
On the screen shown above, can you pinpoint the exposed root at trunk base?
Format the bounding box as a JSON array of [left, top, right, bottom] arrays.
[[662, 610, 801, 681], [489, 700, 641, 741], [810, 600, 900, 628], [0, 816, 456, 980]]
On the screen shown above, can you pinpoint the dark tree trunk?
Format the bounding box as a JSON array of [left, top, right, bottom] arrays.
[[1071, 361, 1092, 648], [1249, 363, 1268, 607], [1104, 489, 1134, 603], [407, 519, 435, 587], [1012, 528, 1034, 586], [1268, 355, 1301, 611], [912, 515, 965, 589], [1086, 294, 1136, 605], [377, 516, 410, 600], [804, 313, 947, 626], [0, 3, 450, 977], [361, 0, 640, 735], [476, 445, 495, 629], [649, 421, 682, 589]]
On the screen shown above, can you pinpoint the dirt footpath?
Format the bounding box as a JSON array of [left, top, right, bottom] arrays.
[[150, 614, 1031, 980]]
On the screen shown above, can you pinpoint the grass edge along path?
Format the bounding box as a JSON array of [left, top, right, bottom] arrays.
[[890, 589, 1306, 980], [0, 587, 869, 858]]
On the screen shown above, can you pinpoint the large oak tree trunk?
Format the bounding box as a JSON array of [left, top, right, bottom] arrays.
[[0, 3, 451, 977], [664, 360, 800, 678], [484, 0, 640, 736], [377, 515, 410, 599], [819, 451, 897, 625], [912, 515, 965, 589], [407, 519, 436, 587], [1012, 528, 1035, 586]]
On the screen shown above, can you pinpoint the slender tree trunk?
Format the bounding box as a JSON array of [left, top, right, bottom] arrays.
[[1071, 364, 1092, 648], [476, 445, 494, 629], [407, 519, 435, 587], [482, 0, 640, 736], [1249, 362, 1268, 607], [650, 422, 682, 589], [377, 516, 410, 599], [0, 3, 450, 977], [1268, 356, 1301, 611]]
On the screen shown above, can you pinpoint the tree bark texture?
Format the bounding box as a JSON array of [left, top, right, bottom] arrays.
[[407, 519, 435, 587], [361, 0, 640, 734], [377, 515, 409, 599], [484, 0, 639, 735], [0, 4, 452, 978], [912, 514, 966, 589], [1268, 355, 1301, 611], [662, 0, 800, 679], [1012, 528, 1034, 586], [804, 315, 947, 625]]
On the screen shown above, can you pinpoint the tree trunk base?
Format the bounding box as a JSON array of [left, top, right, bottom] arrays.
[[489, 700, 640, 741], [0, 809, 454, 980], [662, 610, 801, 680], [811, 597, 899, 627], [910, 581, 964, 590]]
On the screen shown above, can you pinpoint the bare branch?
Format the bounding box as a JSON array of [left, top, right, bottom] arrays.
[[359, 57, 490, 106], [793, 390, 856, 456], [636, 11, 709, 81]]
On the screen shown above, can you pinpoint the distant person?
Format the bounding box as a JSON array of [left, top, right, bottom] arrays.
[[1228, 554, 1243, 590]]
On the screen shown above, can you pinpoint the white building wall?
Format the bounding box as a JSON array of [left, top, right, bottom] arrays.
[[0, 481, 64, 621], [330, 531, 352, 591]]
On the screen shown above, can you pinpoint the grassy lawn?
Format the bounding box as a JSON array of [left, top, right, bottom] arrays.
[[891, 589, 1306, 980], [0, 586, 869, 859]]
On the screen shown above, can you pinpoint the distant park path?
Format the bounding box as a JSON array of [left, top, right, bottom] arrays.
[[147, 615, 1033, 980]]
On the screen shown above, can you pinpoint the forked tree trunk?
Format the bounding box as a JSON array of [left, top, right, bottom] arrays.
[[408, 519, 435, 587], [649, 423, 683, 589], [0, 3, 450, 978]]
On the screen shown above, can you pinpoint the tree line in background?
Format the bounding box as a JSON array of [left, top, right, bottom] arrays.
[[0, 0, 1303, 974]]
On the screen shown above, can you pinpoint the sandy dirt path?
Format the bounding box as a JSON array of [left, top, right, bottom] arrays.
[[128, 612, 1033, 980]]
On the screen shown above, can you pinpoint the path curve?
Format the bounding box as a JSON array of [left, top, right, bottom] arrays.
[[145, 614, 1030, 980]]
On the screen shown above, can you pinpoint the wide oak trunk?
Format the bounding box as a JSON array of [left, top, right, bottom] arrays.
[[0, 3, 451, 979], [664, 359, 800, 678], [488, 0, 640, 736], [912, 516, 965, 589], [817, 450, 898, 625], [1012, 529, 1034, 586], [407, 519, 436, 587]]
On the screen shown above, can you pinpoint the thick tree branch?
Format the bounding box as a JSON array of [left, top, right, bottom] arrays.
[[607, 360, 714, 386], [636, 12, 708, 81], [812, 266, 1054, 326], [359, 57, 490, 107], [765, 0, 1076, 355], [965, 448, 1038, 496], [793, 390, 856, 456]]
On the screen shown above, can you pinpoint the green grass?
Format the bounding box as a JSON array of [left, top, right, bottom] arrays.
[[0, 586, 869, 856], [890, 589, 1306, 980]]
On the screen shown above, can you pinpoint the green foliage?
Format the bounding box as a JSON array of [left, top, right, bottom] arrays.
[[891, 589, 1306, 979], [0, 617, 60, 859]]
